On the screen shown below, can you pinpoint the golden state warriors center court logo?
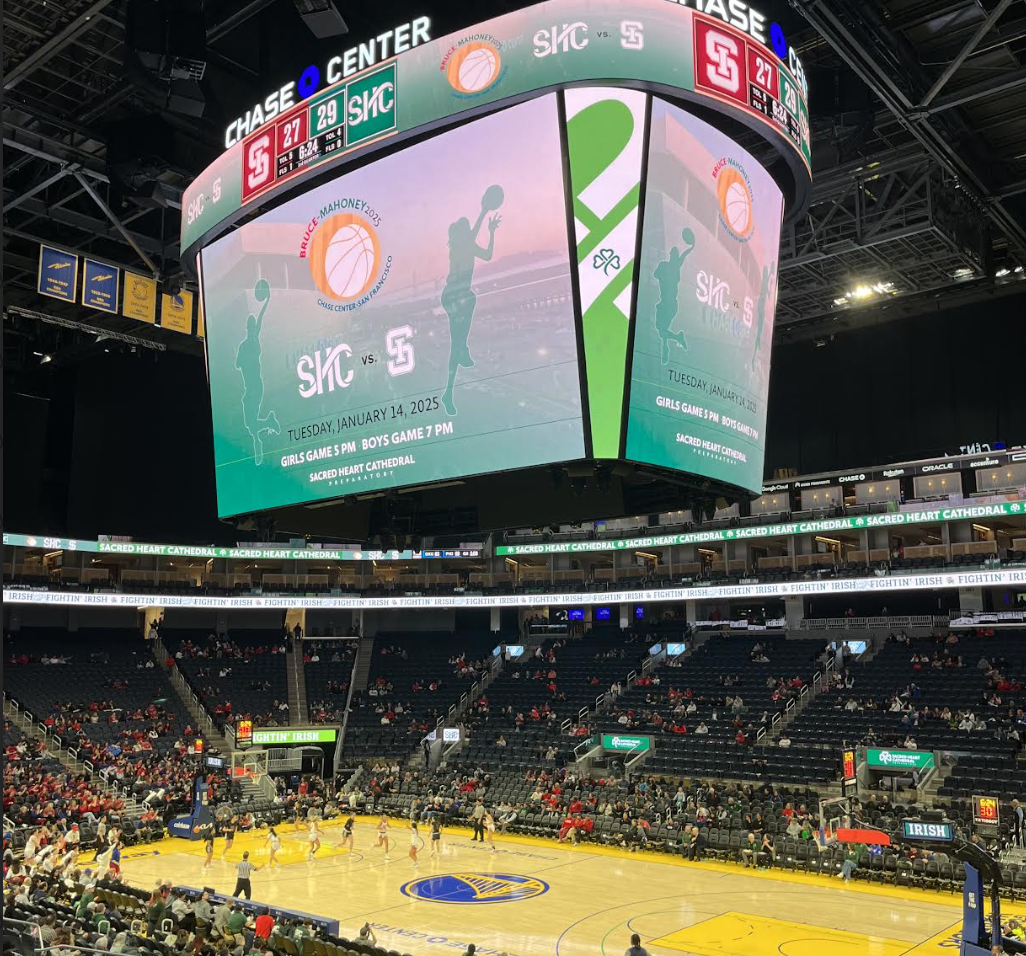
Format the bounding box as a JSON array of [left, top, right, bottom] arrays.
[[441, 36, 503, 95], [400, 873, 549, 904], [713, 158, 754, 241], [301, 198, 392, 311]]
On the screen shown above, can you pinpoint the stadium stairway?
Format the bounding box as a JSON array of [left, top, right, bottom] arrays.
[[286, 640, 307, 724], [151, 634, 235, 753]]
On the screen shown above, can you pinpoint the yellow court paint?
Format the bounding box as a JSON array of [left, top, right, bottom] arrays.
[[650, 912, 909, 956]]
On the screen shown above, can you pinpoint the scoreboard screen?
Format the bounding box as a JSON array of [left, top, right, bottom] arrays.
[[188, 0, 814, 515], [625, 99, 783, 492], [181, 0, 811, 257], [201, 95, 584, 517]]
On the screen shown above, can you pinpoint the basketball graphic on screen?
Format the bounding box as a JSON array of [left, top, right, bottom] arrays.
[[308, 213, 381, 301], [446, 41, 502, 94], [716, 166, 754, 239]]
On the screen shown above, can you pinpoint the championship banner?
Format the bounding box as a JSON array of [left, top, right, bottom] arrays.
[[160, 289, 194, 333], [37, 245, 79, 302], [82, 258, 120, 313], [123, 272, 158, 323]]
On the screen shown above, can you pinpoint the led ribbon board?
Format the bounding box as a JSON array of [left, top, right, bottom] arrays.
[[5, 567, 1024, 609], [181, 0, 811, 255]]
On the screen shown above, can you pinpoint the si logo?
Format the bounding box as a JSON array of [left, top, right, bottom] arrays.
[[400, 873, 549, 904]]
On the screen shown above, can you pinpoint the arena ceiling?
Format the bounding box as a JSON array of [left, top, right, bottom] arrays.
[[4, 0, 1026, 372]]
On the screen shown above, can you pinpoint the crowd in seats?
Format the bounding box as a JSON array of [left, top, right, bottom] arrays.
[[586, 634, 833, 783], [456, 630, 652, 769], [784, 629, 1025, 796], [166, 630, 290, 729], [304, 642, 357, 724], [3, 726, 125, 827], [4, 630, 203, 811], [337, 632, 499, 763]]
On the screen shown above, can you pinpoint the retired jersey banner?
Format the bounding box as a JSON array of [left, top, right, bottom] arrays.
[[161, 290, 194, 333], [82, 258, 120, 313], [123, 272, 158, 323], [38, 245, 79, 302]]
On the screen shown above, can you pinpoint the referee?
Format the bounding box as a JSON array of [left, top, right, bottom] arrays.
[[233, 851, 261, 899]]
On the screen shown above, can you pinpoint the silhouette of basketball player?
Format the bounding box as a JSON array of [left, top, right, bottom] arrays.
[[654, 228, 696, 364], [751, 261, 775, 370], [441, 185, 503, 416], [235, 279, 280, 465]]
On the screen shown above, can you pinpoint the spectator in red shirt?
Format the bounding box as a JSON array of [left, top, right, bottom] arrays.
[[254, 908, 275, 939]]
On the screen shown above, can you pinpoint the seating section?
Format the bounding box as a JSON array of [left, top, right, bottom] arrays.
[[305, 641, 358, 723], [588, 634, 833, 783], [339, 631, 501, 763], [165, 629, 290, 728], [459, 630, 652, 768], [786, 630, 1025, 795]]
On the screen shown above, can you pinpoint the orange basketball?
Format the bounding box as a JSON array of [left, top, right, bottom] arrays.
[[446, 42, 502, 94], [307, 213, 381, 301], [717, 166, 753, 238]]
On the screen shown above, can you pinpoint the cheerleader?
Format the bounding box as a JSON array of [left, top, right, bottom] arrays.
[[203, 835, 215, 870]]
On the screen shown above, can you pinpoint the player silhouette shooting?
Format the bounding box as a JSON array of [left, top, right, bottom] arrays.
[[235, 278, 280, 465], [441, 184, 503, 416], [654, 227, 696, 364], [751, 261, 775, 370]]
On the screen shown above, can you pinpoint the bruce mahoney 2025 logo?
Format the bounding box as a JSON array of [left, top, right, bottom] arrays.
[[713, 157, 755, 241], [300, 196, 392, 312], [440, 35, 504, 96]]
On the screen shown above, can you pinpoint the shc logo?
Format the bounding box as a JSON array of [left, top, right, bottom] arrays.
[[714, 159, 754, 241], [400, 873, 549, 904], [308, 212, 382, 301], [443, 39, 502, 94], [297, 344, 354, 398]]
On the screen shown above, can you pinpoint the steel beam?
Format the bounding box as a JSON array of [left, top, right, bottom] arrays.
[[918, 0, 1015, 108], [3, 0, 118, 90], [927, 66, 1026, 113], [72, 173, 160, 276], [4, 169, 70, 212]]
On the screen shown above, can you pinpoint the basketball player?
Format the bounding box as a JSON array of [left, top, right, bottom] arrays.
[[306, 820, 322, 861], [235, 279, 280, 465], [265, 827, 282, 867], [376, 815, 391, 862], [483, 810, 497, 853], [408, 822, 421, 868], [653, 228, 696, 364], [440, 185, 503, 416], [220, 817, 237, 861], [336, 814, 356, 853], [751, 261, 775, 370], [430, 815, 443, 857]]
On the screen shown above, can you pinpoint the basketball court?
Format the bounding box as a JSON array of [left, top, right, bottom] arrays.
[[86, 818, 1017, 956]]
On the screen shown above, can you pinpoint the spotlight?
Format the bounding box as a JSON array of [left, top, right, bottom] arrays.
[[40, 353, 52, 364]]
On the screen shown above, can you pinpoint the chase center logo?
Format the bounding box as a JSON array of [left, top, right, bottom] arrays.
[[400, 873, 549, 904]]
